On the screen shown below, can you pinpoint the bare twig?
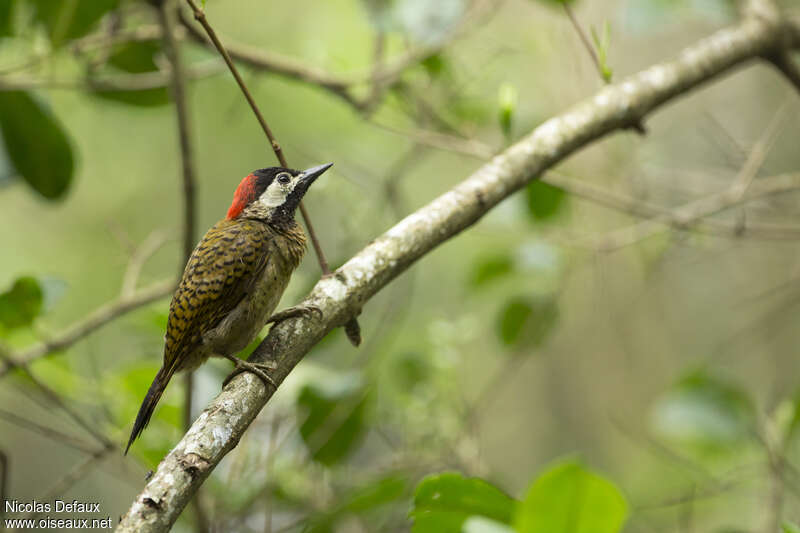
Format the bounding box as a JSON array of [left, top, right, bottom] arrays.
[[176, 8, 358, 106], [563, 4, 604, 81], [549, 171, 800, 243], [588, 172, 800, 251], [117, 10, 800, 531], [159, 1, 197, 266], [590, 103, 790, 251], [0, 280, 174, 378], [175, 1, 482, 112], [159, 5, 209, 530], [728, 99, 789, 198], [0, 407, 98, 454], [12, 366, 112, 448], [370, 121, 496, 159], [23, 448, 112, 521], [121, 230, 170, 299], [0, 61, 224, 92]]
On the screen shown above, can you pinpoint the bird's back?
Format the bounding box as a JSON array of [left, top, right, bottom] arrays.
[[165, 218, 275, 373]]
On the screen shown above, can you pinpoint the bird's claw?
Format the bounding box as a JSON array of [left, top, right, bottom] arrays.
[[222, 355, 277, 390], [265, 304, 322, 325]]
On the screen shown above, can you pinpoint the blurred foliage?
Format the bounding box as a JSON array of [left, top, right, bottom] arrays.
[[0, 91, 74, 199], [0, 276, 44, 328], [30, 0, 120, 47], [410, 460, 629, 533], [471, 254, 515, 288], [496, 295, 558, 348], [0, 276, 42, 331], [591, 21, 613, 83], [785, 522, 800, 533], [410, 472, 516, 533], [514, 459, 628, 533], [651, 370, 756, 453], [525, 181, 567, 222], [497, 83, 517, 141], [297, 372, 370, 465]]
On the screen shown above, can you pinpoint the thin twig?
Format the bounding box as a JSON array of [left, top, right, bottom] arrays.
[[728, 98, 789, 198], [159, 4, 209, 530], [590, 105, 791, 252], [563, 3, 603, 80], [159, 1, 198, 266], [369, 121, 496, 159], [550, 171, 800, 244], [121, 230, 170, 299], [0, 280, 174, 378], [0, 61, 224, 92], [23, 448, 112, 521], [13, 366, 112, 448], [0, 407, 99, 454]]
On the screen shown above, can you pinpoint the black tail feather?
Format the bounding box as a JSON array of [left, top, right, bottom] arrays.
[[125, 365, 175, 455]]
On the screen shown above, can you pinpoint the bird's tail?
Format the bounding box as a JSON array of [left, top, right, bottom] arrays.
[[125, 363, 177, 455]]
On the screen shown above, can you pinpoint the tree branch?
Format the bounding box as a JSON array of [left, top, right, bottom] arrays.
[[117, 10, 800, 533], [0, 280, 173, 378], [0, 61, 224, 92]]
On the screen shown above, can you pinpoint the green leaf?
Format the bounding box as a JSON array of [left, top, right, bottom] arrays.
[[496, 296, 558, 348], [781, 391, 800, 444], [304, 474, 408, 533], [0, 276, 44, 330], [514, 459, 628, 533], [651, 371, 755, 451], [498, 83, 517, 140], [470, 255, 514, 287], [410, 472, 516, 533], [421, 53, 447, 78], [0, 0, 14, 36], [343, 475, 408, 513], [783, 521, 800, 533], [0, 91, 74, 199], [590, 22, 613, 83], [297, 374, 369, 465], [108, 41, 161, 73], [31, 0, 120, 47], [525, 180, 567, 222], [391, 351, 430, 389]]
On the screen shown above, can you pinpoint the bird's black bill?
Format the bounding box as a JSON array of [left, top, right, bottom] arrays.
[[299, 163, 333, 187]]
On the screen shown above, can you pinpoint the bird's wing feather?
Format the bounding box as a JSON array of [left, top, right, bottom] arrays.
[[163, 218, 272, 372]]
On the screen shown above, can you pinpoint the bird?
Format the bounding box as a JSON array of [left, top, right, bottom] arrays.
[[125, 163, 332, 454]]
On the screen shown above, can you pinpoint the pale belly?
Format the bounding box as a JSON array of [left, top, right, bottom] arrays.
[[183, 254, 293, 369]]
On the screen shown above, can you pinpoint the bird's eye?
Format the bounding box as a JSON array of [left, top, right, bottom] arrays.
[[277, 173, 291, 185]]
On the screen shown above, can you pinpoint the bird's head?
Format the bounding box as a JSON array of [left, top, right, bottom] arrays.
[[226, 163, 332, 222]]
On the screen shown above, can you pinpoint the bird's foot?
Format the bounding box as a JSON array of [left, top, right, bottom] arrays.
[[221, 353, 278, 390], [265, 304, 322, 325]]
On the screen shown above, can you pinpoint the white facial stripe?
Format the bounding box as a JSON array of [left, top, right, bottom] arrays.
[[258, 174, 299, 208]]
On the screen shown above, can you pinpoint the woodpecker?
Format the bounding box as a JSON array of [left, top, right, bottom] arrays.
[[125, 163, 332, 454]]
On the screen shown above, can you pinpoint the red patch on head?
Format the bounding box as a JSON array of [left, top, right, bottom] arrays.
[[227, 174, 258, 219]]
